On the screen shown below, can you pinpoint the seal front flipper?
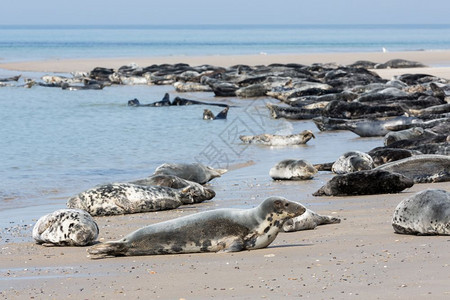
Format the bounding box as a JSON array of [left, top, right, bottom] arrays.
[[220, 239, 245, 253], [87, 241, 128, 259]]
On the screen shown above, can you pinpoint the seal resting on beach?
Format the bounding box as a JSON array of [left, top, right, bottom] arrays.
[[269, 159, 317, 180], [313, 169, 414, 196], [392, 189, 450, 235], [67, 183, 209, 216], [283, 208, 341, 232], [374, 154, 450, 183], [87, 197, 306, 258], [240, 130, 315, 146], [32, 209, 99, 246], [331, 151, 374, 174], [154, 163, 227, 184]]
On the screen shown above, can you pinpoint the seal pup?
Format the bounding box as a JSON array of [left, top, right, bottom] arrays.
[[374, 154, 450, 183], [240, 130, 315, 146], [283, 208, 341, 232], [331, 151, 374, 174], [33, 209, 99, 246], [392, 189, 450, 235], [269, 159, 317, 180], [313, 170, 414, 196], [87, 197, 306, 258], [154, 163, 227, 184], [67, 183, 204, 216]]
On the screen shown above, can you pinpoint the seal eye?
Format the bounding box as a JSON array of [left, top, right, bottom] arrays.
[[285, 203, 289, 207]]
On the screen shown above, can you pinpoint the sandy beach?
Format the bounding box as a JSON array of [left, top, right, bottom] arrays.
[[1, 51, 450, 299]]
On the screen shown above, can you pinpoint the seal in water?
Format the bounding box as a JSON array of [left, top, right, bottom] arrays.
[[67, 184, 207, 216], [203, 106, 229, 120], [313, 169, 414, 196], [240, 130, 315, 146], [392, 189, 450, 235], [32, 209, 99, 246], [87, 197, 306, 258], [331, 151, 374, 174], [269, 159, 317, 180], [154, 163, 227, 184], [283, 208, 341, 232]]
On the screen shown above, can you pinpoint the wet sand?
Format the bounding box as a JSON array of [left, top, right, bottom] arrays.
[[1, 52, 450, 299]]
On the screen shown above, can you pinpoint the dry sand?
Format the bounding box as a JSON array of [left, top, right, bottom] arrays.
[[1, 52, 450, 299]]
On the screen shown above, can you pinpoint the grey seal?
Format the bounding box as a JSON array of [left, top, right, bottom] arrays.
[[392, 189, 450, 235], [240, 130, 315, 146], [269, 159, 317, 180], [331, 151, 374, 174], [313, 169, 414, 196], [283, 208, 341, 232], [203, 106, 229, 120], [32, 209, 99, 246], [154, 163, 227, 184], [87, 197, 306, 258], [67, 183, 208, 216]]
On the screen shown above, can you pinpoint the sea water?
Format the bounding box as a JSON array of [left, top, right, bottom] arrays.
[[0, 24, 448, 237]]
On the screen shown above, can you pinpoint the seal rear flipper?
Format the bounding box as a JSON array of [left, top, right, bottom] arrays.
[[87, 241, 128, 259]]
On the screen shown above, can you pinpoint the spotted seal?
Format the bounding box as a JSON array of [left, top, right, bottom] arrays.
[[87, 197, 306, 258], [239, 130, 315, 146], [154, 163, 227, 184], [331, 151, 374, 174], [269, 159, 317, 180], [67, 183, 209, 216], [392, 189, 450, 235], [32, 209, 99, 246], [283, 208, 341, 232]]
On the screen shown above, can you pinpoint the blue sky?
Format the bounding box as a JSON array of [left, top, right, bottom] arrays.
[[1, 0, 449, 25]]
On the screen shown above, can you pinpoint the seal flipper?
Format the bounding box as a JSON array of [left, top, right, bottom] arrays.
[[87, 241, 128, 259], [220, 239, 245, 253]]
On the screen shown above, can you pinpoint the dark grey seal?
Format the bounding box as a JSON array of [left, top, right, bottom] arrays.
[[392, 189, 450, 235], [87, 197, 306, 258]]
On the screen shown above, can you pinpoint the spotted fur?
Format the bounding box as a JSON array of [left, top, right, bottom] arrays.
[[269, 159, 317, 180], [240, 130, 315, 146], [332, 151, 373, 174], [283, 208, 341, 232]]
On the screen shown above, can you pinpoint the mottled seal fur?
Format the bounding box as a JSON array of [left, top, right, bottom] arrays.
[[269, 159, 317, 180], [32, 209, 99, 246], [374, 154, 450, 183], [87, 197, 306, 258], [313, 169, 414, 196], [154, 163, 227, 184], [331, 151, 374, 174], [392, 189, 450, 235], [368, 148, 416, 167], [67, 183, 205, 216], [240, 130, 315, 146], [283, 208, 341, 232]]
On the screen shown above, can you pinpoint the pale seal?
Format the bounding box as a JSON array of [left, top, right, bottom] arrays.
[[67, 183, 208, 216], [331, 151, 374, 174], [239, 130, 315, 146], [32, 209, 99, 246], [269, 159, 317, 180], [283, 208, 341, 232], [87, 197, 306, 258], [154, 163, 227, 184], [392, 189, 450, 235]]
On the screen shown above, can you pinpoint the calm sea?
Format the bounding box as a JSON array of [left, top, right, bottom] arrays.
[[0, 24, 448, 238]]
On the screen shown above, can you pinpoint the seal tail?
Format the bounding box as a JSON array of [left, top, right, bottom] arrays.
[[87, 241, 128, 259]]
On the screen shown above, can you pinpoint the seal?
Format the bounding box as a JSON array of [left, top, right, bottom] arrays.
[[240, 130, 315, 146], [203, 106, 229, 120], [392, 189, 450, 235], [87, 196, 306, 258], [67, 183, 207, 216], [32, 208, 99, 246], [269, 159, 317, 180], [331, 151, 374, 174], [283, 208, 341, 232], [154, 163, 227, 184]]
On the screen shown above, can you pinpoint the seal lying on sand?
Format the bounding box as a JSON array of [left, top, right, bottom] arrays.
[[269, 159, 317, 180], [33, 209, 99, 246], [392, 189, 450, 235], [67, 184, 210, 216], [87, 197, 306, 258], [374, 154, 450, 183], [240, 130, 315, 146], [154, 163, 227, 184], [313, 169, 414, 196], [282, 208, 341, 232], [331, 151, 374, 174]]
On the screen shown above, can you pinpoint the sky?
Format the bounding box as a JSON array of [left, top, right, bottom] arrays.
[[1, 0, 449, 25]]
